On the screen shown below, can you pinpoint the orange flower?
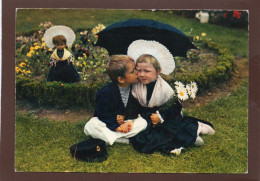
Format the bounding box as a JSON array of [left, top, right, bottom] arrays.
[[233, 10, 241, 19], [223, 12, 227, 19], [61, 83, 64, 86]]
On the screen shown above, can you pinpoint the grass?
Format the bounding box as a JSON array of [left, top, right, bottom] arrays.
[[16, 9, 248, 57], [15, 81, 248, 173]]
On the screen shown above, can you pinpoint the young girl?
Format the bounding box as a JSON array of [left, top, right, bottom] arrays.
[[44, 26, 80, 83], [127, 40, 215, 155]]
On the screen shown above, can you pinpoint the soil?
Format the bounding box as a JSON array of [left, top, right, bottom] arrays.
[[174, 48, 218, 76], [16, 57, 248, 122]]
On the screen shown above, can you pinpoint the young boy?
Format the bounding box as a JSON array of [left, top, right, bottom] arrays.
[[84, 55, 147, 145]]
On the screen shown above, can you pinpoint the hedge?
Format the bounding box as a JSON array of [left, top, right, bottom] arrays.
[[170, 40, 235, 90], [16, 77, 106, 109], [16, 40, 235, 108]]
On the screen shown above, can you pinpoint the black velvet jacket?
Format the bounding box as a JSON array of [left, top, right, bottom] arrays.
[[93, 82, 142, 131]]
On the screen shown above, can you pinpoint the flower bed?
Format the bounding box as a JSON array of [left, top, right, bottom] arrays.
[[16, 23, 235, 108]]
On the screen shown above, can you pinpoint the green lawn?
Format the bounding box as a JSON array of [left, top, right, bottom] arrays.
[[15, 8, 248, 173], [16, 9, 248, 57], [15, 81, 248, 173]]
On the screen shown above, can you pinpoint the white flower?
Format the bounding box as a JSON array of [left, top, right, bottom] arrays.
[[186, 84, 191, 95], [174, 81, 185, 90], [176, 87, 189, 101], [190, 92, 196, 99], [190, 81, 198, 93]]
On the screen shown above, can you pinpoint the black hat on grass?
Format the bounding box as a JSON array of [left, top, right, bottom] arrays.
[[70, 138, 108, 162]]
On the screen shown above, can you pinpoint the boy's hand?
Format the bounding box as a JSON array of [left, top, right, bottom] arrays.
[[125, 121, 134, 132], [151, 113, 161, 125], [115, 126, 124, 133], [116, 115, 125, 125], [116, 124, 128, 133], [115, 121, 133, 133]]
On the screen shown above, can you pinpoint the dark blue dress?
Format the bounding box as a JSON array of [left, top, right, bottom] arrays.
[[47, 49, 80, 83], [130, 81, 213, 155]]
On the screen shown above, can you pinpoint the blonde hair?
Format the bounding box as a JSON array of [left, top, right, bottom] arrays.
[[136, 54, 161, 72], [106, 55, 135, 83]]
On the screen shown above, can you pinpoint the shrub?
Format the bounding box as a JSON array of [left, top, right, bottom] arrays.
[[16, 75, 107, 108], [208, 10, 248, 29], [171, 35, 235, 90]]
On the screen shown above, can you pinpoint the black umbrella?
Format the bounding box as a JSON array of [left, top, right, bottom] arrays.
[[95, 19, 196, 57]]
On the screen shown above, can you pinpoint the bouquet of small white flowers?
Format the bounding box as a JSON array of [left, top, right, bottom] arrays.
[[174, 81, 198, 101]]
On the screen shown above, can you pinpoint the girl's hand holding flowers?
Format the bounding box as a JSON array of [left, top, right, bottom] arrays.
[[151, 113, 161, 125]]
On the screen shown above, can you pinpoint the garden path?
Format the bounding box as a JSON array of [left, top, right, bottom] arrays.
[[16, 57, 248, 122]]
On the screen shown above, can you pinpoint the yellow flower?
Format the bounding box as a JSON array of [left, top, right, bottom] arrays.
[[79, 64, 82, 67], [19, 62, 26, 68], [76, 62, 79, 66], [25, 59, 28, 62], [83, 61, 86, 66], [92, 29, 98, 34], [98, 24, 106, 30], [83, 53, 87, 58], [41, 37, 44, 42], [48, 48, 52, 51], [15, 66, 20, 73], [27, 52, 32, 57], [30, 46, 34, 51], [34, 43, 38, 46], [88, 39, 91, 42], [34, 46, 40, 50], [201, 32, 206, 37], [41, 42, 46, 47], [196, 36, 200, 41]]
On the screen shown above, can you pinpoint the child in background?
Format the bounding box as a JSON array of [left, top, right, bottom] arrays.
[[128, 40, 215, 155], [44, 26, 80, 83], [84, 55, 147, 145]]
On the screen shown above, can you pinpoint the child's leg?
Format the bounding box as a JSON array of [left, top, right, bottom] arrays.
[[194, 136, 204, 146], [84, 117, 118, 145], [116, 115, 147, 139], [197, 122, 215, 136]]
